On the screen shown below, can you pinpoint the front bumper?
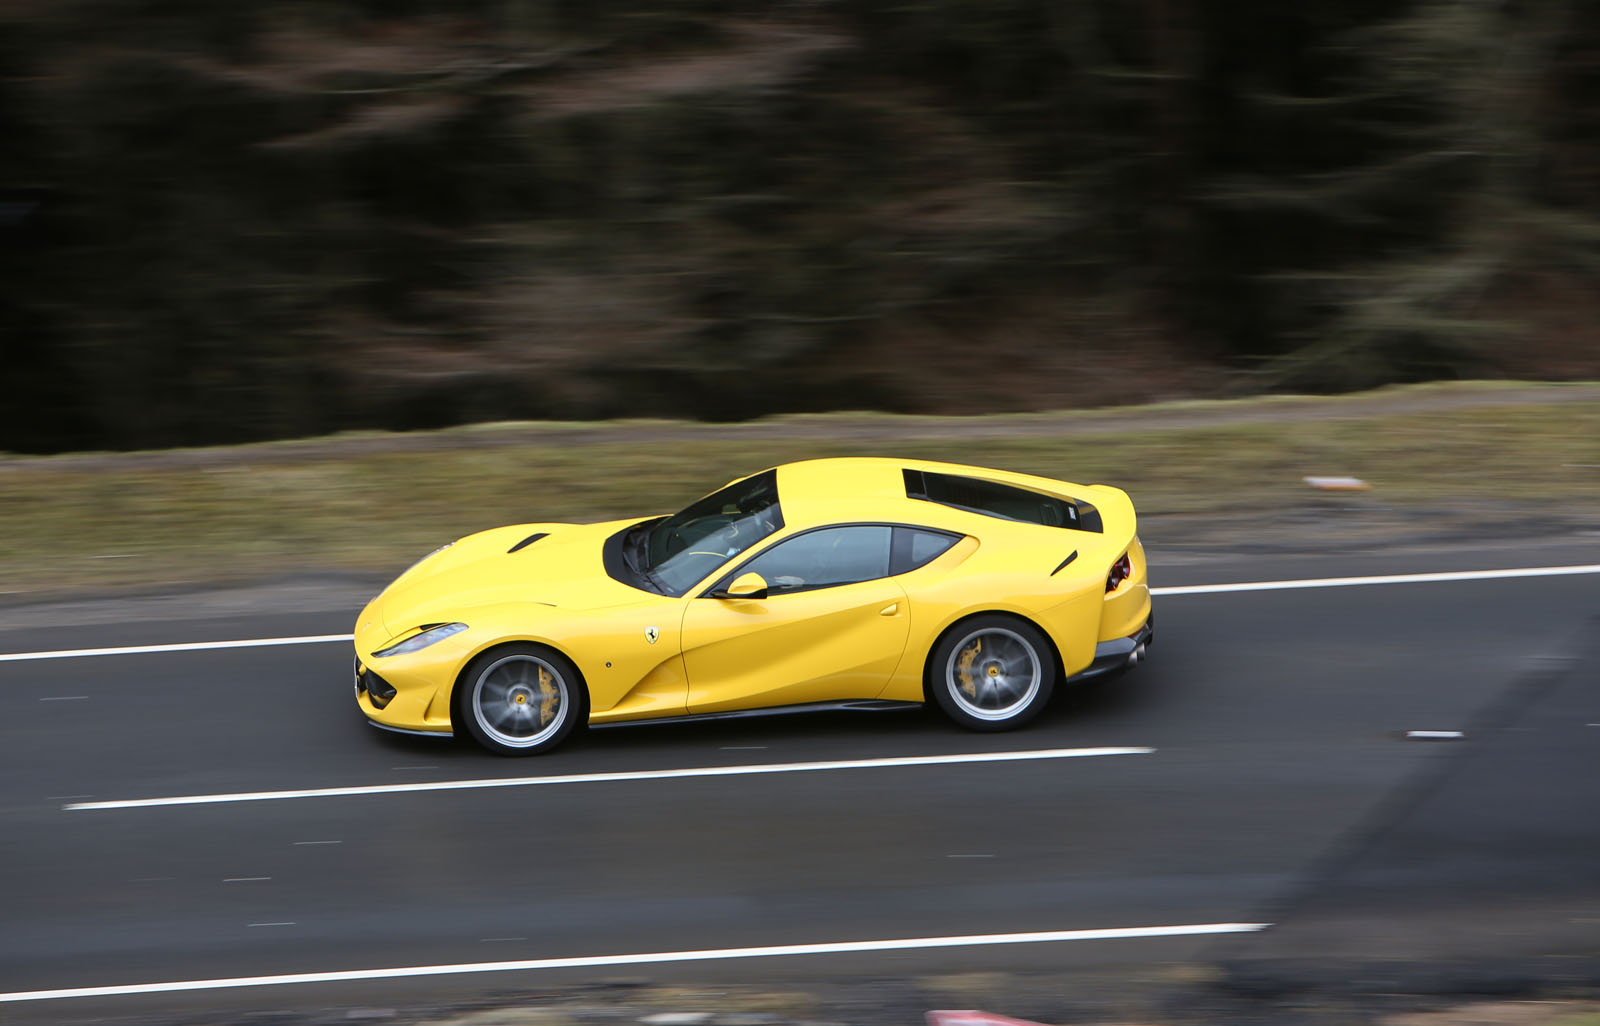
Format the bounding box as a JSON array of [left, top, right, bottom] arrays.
[[1066, 612, 1153, 684], [353, 653, 455, 737]]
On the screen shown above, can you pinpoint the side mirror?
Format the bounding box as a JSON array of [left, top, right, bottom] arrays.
[[718, 572, 769, 600]]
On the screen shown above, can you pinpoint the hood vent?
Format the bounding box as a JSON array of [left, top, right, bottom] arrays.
[[507, 531, 549, 554]]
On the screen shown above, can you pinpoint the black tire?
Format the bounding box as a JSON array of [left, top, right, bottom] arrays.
[[928, 614, 1056, 731], [455, 643, 587, 755]]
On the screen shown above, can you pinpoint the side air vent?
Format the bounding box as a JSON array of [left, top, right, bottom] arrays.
[[1051, 550, 1079, 576], [507, 532, 549, 554]]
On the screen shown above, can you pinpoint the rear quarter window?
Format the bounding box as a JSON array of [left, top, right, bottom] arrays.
[[892, 527, 960, 572]]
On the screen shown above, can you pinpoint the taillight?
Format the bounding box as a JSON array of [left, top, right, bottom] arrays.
[[1106, 553, 1132, 592]]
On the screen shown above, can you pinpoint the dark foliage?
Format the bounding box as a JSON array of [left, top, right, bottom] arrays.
[[1, 0, 1596, 452]]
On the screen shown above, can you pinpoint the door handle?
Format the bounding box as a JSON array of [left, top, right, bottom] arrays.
[[879, 603, 899, 616]]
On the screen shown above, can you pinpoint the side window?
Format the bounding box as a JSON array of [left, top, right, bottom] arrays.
[[741, 526, 893, 594], [891, 527, 960, 573]]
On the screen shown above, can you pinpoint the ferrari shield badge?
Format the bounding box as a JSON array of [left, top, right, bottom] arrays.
[[644, 625, 660, 645]]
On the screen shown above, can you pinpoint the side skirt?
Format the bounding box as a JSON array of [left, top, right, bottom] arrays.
[[590, 700, 923, 730], [366, 719, 455, 740]]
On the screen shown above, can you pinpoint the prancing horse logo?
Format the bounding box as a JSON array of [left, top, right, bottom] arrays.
[[644, 625, 660, 645]]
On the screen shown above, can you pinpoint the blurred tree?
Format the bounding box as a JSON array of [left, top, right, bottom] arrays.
[[0, 0, 1596, 452], [1241, 0, 1600, 388]]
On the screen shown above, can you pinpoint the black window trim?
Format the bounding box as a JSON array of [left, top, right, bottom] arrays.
[[695, 522, 965, 599], [902, 468, 1104, 533]]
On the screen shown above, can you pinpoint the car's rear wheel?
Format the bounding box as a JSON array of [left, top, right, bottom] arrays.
[[929, 615, 1055, 731], [457, 644, 585, 755]]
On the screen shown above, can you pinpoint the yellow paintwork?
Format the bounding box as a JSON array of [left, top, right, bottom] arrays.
[[353, 457, 1151, 736]]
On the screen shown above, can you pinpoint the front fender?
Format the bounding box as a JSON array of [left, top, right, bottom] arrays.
[[437, 600, 689, 719]]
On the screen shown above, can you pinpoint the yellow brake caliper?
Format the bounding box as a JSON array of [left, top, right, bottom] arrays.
[[955, 638, 982, 699], [537, 665, 557, 725]]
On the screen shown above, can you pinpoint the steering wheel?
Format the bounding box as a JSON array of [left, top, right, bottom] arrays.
[[748, 507, 779, 536]]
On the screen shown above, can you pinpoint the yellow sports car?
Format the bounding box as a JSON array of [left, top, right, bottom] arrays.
[[353, 458, 1152, 754]]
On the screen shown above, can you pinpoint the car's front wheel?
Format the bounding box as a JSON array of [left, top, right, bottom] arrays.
[[929, 615, 1055, 731], [457, 644, 586, 755]]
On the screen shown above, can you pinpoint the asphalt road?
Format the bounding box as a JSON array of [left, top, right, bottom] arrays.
[[2, 539, 1597, 1023]]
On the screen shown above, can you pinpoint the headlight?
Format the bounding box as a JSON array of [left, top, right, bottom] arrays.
[[373, 622, 468, 657]]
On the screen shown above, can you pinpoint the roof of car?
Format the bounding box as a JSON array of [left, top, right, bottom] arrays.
[[772, 457, 1083, 531]]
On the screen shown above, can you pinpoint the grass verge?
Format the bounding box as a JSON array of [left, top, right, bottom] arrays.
[[1, 382, 1596, 600]]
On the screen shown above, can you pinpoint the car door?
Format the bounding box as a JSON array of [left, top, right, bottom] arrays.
[[679, 525, 911, 714]]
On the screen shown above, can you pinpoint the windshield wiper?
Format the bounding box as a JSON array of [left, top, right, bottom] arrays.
[[622, 521, 669, 594], [639, 519, 663, 569]]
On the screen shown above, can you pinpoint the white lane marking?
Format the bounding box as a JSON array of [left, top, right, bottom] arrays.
[[223, 877, 270, 882], [1152, 563, 1600, 596], [0, 633, 353, 663], [2, 563, 1596, 664], [39, 695, 88, 701], [1406, 730, 1465, 740], [65, 748, 1152, 811], [293, 840, 341, 846], [0, 922, 1268, 1003]]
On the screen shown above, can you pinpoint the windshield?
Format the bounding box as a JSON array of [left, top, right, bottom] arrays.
[[644, 469, 784, 595]]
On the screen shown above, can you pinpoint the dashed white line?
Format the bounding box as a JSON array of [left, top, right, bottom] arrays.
[[65, 748, 1153, 811], [0, 633, 353, 663], [1151, 563, 1600, 597], [0, 922, 1269, 1003], [293, 840, 342, 846], [223, 877, 270, 882], [39, 696, 88, 702], [1405, 730, 1465, 740]]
